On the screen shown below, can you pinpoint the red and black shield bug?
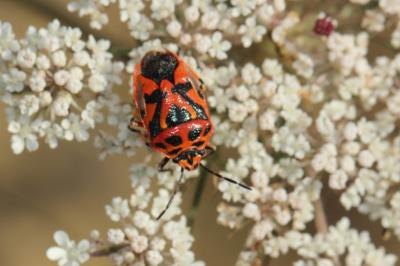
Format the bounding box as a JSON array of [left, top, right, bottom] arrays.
[[129, 50, 252, 219]]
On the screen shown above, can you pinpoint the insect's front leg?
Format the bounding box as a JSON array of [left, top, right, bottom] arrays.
[[158, 157, 173, 173], [202, 145, 215, 159], [128, 117, 144, 133]]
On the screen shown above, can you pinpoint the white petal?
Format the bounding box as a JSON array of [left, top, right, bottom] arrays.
[[54, 230, 70, 246], [77, 239, 90, 251], [26, 136, 39, 151], [46, 247, 66, 261], [11, 135, 24, 154]]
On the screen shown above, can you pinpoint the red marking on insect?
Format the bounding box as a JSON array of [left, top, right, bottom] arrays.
[[129, 50, 252, 219], [314, 16, 335, 36]]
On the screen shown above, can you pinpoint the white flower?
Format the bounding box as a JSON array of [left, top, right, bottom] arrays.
[[146, 250, 163, 265], [36, 54, 51, 69], [231, 0, 257, 16], [47, 231, 90, 266], [362, 10, 385, 32], [19, 94, 40, 116], [208, 32, 231, 60], [343, 122, 358, 141], [8, 116, 39, 154], [243, 203, 261, 221], [81, 100, 103, 128], [133, 210, 151, 229], [131, 235, 148, 253], [61, 114, 90, 141], [259, 109, 278, 131], [0, 21, 19, 60], [358, 149, 375, 168], [73, 51, 90, 66], [167, 20, 182, 38], [238, 17, 267, 48], [107, 228, 125, 244], [128, 15, 154, 40], [29, 71, 46, 92], [380, 0, 400, 14], [340, 155, 356, 174], [2, 68, 26, 92], [105, 197, 130, 222], [201, 8, 220, 30], [391, 24, 400, 48], [357, 118, 377, 144], [228, 102, 249, 122], [194, 34, 212, 54], [150, 0, 178, 20], [88, 73, 107, 92], [119, 0, 145, 22], [52, 91, 72, 117], [329, 170, 348, 190], [52, 50, 67, 67], [279, 158, 304, 184], [184, 6, 200, 23], [54, 70, 70, 86], [67, 0, 111, 29], [241, 63, 262, 85], [17, 48, 36, 68], [262, 58, 283, 80], [293, 54, 314, 79]]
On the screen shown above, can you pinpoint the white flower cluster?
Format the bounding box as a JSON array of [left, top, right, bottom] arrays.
[[238, 218, 396, 266], [68, 0, 281, 57], [0, 20, 123, 154], [352, 0, 400, 48], [67, 0, 117, 29], [47, 231, 92, 266], [48, 163, 202, 266]]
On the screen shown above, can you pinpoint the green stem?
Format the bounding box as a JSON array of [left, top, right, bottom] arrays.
[[109, 48, 132, 61], [187, 168, 208, 228], [90, 243, 130, 257]]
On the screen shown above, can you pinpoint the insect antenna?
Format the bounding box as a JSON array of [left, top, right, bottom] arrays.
[[199, 163, 252, 191], [155, 167, 185, 220]]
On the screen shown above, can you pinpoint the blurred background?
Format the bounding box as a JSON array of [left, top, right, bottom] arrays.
[[1, 0, 399, 265]]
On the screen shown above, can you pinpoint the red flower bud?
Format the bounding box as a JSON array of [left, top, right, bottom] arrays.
[[314, 17, 335, 36]]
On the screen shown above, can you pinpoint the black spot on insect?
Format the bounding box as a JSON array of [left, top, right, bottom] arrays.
[[203, 124, 211, 136], [165, 135, 182, 146], [172, 82, 208, 120], [193, 141, 205, 147], [188, 127, 202, 141], [141, 51, 178, 85], [146, 89, 167, 138], [166, 104, 192, 128], [155, 142, 166, 149], [144, 89, 163, 104], [168, 147, 182, 155]]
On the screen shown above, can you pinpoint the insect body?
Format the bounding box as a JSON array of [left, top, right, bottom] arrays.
[[132, 50, 214, 171], [130, 50, 251, 219]]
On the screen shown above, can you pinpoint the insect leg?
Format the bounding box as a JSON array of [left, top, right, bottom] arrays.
[[202, 145, 215, 159], [158, 157, 171, 172], [155, 168, 184, 220], [128, 117, 144, 133]]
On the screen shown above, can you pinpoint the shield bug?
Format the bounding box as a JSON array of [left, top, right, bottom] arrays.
[[130, 50, 251, 219]]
